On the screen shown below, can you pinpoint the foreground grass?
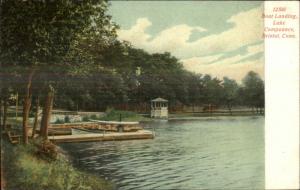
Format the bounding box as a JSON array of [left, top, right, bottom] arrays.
[[2, 139, 113, 190]]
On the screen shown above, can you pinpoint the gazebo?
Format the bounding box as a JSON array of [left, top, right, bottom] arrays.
[[150, 97, 168, 118]]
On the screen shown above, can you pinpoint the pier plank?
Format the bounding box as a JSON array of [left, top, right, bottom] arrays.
[[49, 130, 154, 143]]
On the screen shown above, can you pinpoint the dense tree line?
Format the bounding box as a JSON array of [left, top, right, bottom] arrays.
[[54, 44, 264, 113], [0, 0, 264, 144]]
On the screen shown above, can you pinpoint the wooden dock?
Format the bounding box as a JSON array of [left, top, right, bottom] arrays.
[[51, 120, 143, 132], [49, 130, 154, 143], [89, 120, 139, 125]]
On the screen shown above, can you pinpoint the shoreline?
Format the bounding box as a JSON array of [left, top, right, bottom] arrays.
[[1, 138, 113, 190], [168, 115, 264, 121], [139, 112, 264, 122], [59, 116, 263, 189], [2, 112, 263, 189]]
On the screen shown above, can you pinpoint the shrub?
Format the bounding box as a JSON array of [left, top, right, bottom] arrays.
[[54, 118, 64, 124], [64, 115, 70, 123], [99, 109, 147, 122], [35, 140, 58, 161], [82, 116, 90, 122], [90, 114, 98, 120]]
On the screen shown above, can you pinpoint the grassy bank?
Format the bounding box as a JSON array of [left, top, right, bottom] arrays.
[[100, 109, 263, 121], [83, 109, 151, 122], [169, 111, 264, 118], [1, 139, 113, 190]]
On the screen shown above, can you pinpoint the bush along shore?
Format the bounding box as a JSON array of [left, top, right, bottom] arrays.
[[53, 109, 151, 124], [1, 137, 113, 190]]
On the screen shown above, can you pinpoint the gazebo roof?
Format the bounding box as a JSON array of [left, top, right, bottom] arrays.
[[151, 97, 168, 102]]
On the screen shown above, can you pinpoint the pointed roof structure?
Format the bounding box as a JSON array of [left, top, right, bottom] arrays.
[[151, 97, 168, 102]]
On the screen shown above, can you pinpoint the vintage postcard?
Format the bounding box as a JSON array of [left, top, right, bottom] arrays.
[[0, 1, 299, 190]]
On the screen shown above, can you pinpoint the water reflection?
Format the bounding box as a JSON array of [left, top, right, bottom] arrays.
[[60, 116, 264, 190]]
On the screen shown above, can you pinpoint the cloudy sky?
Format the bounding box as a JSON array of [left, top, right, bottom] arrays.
[[108, 1, 264, 82]]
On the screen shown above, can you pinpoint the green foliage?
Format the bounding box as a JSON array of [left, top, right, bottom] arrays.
[[100, 109, 148, 122], [0, 0, 119, 109], [0, 0, 265, 113], [82, 116, 90, 122], [0, 0, 117, 67], [54, 118, 64, 124], [64, 115, 70, 123], [222, 77, 239, 111], [90, 114, 98, 120], [241, 71, 264, 109], [2, 140, 112, 190], [54, 47, 265, 111]]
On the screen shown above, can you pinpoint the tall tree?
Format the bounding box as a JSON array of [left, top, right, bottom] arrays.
[[202, 75, 223, 106], [222, 77, 239, 114], [0, 0, 118, 141], [242, 71, 264, 113]]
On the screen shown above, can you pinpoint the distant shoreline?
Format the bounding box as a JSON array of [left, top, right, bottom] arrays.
[[169, 112, 264, 117], [138, 112, 264, 122], [167, 115, 264, 121]]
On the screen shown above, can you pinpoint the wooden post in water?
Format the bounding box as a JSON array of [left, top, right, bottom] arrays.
[[15, 92, 18, 120], [152, 125, 155, 137]]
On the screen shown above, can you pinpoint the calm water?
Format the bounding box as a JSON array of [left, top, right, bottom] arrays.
[[60, 116, 264, 190]]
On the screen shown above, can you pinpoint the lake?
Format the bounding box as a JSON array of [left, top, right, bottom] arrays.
[[60, 116, 264, 190]]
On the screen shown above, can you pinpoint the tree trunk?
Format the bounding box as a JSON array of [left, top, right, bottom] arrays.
[[0, 100, 3, 129], [22, 71, 34, 144], [3, 100, 8, 129], [227, 104, 232, 115], [31, 96, 39, 138], [40, 86, 54, 139]]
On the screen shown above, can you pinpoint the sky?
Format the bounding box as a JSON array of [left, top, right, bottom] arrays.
[[108, 1, 264, 82]]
